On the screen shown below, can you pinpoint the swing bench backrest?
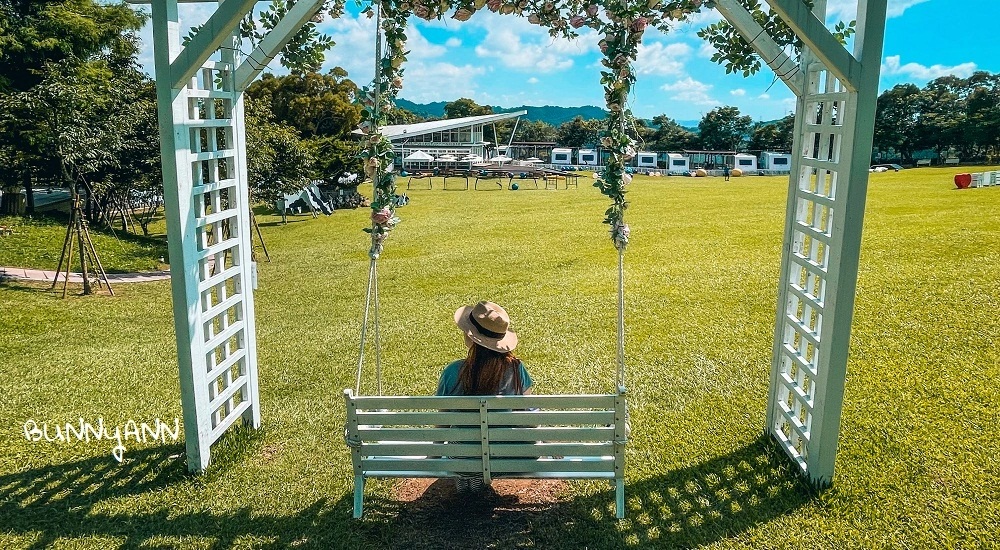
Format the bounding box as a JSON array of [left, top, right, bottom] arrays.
[[343, 388, 628, 519]]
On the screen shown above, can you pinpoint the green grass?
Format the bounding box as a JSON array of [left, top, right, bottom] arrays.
[[0, 214, 167, 273], [1, 165, 998, 548]]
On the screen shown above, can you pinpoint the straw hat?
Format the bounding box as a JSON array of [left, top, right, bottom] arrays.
[[454, 301, 518, 353]]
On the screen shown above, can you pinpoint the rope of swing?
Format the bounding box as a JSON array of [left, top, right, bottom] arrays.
[[617, 247, 626, 390], [355, 258, 383, 396]]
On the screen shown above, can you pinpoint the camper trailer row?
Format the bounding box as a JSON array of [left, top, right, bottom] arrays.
[[547, 149, 793, 175]]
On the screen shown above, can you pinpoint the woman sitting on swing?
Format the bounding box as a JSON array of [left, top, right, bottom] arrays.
[[436, 301, 533, 397], [436, 301, 533, 493]]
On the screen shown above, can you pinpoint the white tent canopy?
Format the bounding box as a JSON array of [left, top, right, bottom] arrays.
[[403, 150, 434, 161]]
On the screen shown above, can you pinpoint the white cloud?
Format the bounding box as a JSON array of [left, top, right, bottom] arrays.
[[318, 14, 377, 82], [660, 77, 718, 106], [401, 61, 486, 102], [758, 93, 770, 100], [882, 55, 977, 81], [527, 77, 539, 84], [730, 89, 746, 97], [634, 42, 691, 76], [445, 37, 462, 48], [822, 0, 929, 22], [473, 16, 595, 72]]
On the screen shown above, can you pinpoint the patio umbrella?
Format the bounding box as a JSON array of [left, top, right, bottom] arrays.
[[524, 157, 543, 163], [437, 154, 458, 163], [403, 150, 434, 162], [490, 154, 511, 164]]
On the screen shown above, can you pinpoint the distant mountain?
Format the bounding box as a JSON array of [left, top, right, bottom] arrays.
[[396, 98, 702, 130], [396, 99, 608, 127]]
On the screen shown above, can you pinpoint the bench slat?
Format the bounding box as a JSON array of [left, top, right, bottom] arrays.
[[489, 442, 614, 457], [356, 427, 480, 442], [492, 457, 615, 474], [489, 426, 616, 442], [359, 442, 481, 457], [355, 411, 480, 426], [488, 410, 616, 425], [362, 457, 483, 473]]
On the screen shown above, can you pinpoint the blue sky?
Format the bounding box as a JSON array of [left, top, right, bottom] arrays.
[[136, 0, 997, 123]]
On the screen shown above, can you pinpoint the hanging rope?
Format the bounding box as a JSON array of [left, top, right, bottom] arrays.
[[616, 247, 626, 389], [355, 258, 376, 394]]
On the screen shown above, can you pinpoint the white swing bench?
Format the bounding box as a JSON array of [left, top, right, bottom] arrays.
[[344, 388, 628, 519]]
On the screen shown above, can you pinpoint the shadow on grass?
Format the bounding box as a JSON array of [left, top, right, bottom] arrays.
[[351, 434, 816, 549], [0, 435, 815, 549]]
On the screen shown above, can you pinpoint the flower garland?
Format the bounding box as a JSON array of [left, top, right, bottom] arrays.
[[357, 1, 410, 259]]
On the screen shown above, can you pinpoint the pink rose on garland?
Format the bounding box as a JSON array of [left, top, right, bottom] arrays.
[[586, 4, 599, 16], [487, 0, 501, 11], [453, 8, 473, 20], [569, 15, 586, 28], [631, 16, 647, 33], [371, 208, 393, 225]]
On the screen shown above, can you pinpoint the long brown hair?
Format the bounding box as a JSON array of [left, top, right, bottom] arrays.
[[458, 343, 522, 395]]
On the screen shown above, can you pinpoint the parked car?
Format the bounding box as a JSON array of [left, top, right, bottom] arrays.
[[870, 163, 903, 172]]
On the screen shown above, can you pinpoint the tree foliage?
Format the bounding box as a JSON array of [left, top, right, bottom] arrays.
[[443, 97, 492, 119], [698, 106, 753, 151], [556, 116, 601, 148], [748, 114, 793, 152], [648, 115, 699, 151], [873, 72, 1000, 161]]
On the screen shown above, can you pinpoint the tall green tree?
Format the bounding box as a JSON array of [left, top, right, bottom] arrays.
[[514, 119, 557, 142], [873, 83, 921, 161], [443, 97, 492, 119], [244, 96, 314, 203], [0, 0, 146, 214], [556, 116, 601, 148], [246, 69, 360, 139], [698, 106, 753, 151], [648, 115, 699, 151], [748, 114, 794, 152]]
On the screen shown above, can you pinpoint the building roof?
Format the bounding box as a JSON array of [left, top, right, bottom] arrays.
[[381, 111, 527, 141]]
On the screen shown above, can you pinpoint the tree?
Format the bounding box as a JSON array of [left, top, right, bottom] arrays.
[[246, 70, 361, 139], [514, 120, 557, 142], [914, 76, 966, 159], [648, 115, 699, 151], [244, 96, 314, 203], [0, 0, 146, 214], [748, 114, 794, 152], [556, 116, 601, 148], [443, 97, 492, 119], [873, 84, 921, 161], [965, 74, 1000, 159], [698, 106, 753, 151]]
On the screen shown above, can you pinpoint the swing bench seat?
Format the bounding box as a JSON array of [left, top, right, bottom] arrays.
[[344, 388, 628, 519]]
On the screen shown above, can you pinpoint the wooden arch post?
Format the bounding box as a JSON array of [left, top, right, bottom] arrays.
[[144, 0, 326, 472], [716, 0, 888, 486]]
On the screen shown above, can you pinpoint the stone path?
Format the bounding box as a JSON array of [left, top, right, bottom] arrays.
[[0, 266, 170, 283]]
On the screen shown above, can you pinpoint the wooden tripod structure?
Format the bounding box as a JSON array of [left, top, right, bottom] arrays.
[[51, 194, 114, 297]]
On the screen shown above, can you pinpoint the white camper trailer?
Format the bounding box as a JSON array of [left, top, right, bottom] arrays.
[[578, 149, 599, 166], [761, 152, 792, 173], [667, 153, 689, 174], [636, 151, 657, 168], [734, 153, 758, 174], [551, 148, 572, 165]]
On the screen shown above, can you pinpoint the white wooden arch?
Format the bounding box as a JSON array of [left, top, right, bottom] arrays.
[[142, 0, 887, 486]]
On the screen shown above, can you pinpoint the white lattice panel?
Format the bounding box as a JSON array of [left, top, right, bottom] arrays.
[[153, 0, 261, 472]]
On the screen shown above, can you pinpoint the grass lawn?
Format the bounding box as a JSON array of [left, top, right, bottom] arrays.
[[0, 214, 168, 273], [1, 166, 998, 548]]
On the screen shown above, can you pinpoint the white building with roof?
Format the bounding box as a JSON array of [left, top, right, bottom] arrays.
[[380, 111, 526, 167]]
